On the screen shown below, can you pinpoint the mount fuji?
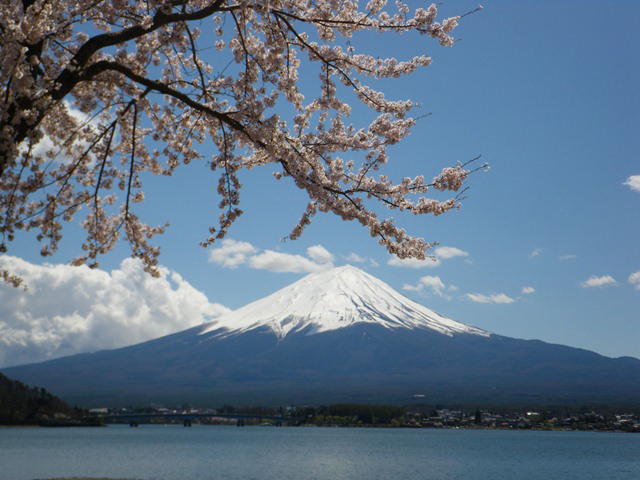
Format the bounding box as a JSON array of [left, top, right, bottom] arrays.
[[201, 265, 488, 338], [3, 266, 639, 406]]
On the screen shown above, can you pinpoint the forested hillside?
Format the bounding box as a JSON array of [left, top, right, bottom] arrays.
[[0, 372, 82, 424]]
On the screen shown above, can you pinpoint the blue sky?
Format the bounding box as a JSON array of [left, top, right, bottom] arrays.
[[1, 1, 638, 367]]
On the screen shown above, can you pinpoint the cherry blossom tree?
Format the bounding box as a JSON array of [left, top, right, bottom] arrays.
[[0, 0, 483, 279]]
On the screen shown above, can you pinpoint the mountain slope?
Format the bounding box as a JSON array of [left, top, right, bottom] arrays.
[[3, 266, 639, 406]]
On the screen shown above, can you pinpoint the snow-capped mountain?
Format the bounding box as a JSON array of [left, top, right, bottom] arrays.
[[3, 266, 640, 407], [201, 265, 487, 338]]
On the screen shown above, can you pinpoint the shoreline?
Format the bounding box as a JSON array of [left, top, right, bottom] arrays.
[[4, 422, 637, 433]]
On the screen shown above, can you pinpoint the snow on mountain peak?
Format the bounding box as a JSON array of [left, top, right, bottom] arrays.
[[200, 265, 488, 338]]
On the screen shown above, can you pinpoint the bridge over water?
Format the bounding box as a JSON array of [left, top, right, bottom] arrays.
[[103, 412, 303, 427]]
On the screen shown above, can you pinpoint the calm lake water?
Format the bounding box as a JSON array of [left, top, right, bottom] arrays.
[[1, 425, 638, 480]]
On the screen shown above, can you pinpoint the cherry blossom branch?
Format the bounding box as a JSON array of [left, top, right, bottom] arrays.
[[79, 60, 252, 141], [124, 101, 138, 225]]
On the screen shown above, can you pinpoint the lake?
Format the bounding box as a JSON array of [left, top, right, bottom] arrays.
[[1, 425, 638, 480]]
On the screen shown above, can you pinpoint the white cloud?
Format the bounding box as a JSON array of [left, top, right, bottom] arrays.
[[627, 271, 640, 290], [208, 239, 258, 268], [248, 250, 329, 273], [388, 256, 440, 269], [623, 175, 640, 193], [529, 248, 542, 259], [344, 253, 379, 268], [465, 293, 516, 304], [0, 256, 230, 368], [402, 275, 451, 299], [559, 254, 578, 261], [521, 286, 535, 294], [345, 253, 366, 263], [208, 239, 336, 274], [418, 276, 447, 298], [580, 275, 617, 288], [306, 245, 334, 265], [388, 246, 469, 269], [434, 246, 469, 260]]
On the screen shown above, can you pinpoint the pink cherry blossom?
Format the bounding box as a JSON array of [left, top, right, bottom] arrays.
[[0, 0, 483, 279]]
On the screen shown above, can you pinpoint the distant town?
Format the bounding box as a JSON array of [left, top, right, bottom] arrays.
[[85, 403, 640, 433]]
